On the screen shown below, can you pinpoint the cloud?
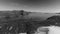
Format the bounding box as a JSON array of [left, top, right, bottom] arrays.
[[1, 0, 55, 6], [0, 0, 60, 13]]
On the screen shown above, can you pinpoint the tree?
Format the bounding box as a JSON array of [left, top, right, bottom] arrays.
[[46, 15, 60, 26], [4, 13, 11, 21], [19, 10, 31, 19]]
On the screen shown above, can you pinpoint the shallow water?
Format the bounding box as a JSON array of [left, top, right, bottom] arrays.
[[34, 26, 60, 34], [48, 26, 60, 34], [19, 33, 27, 34]]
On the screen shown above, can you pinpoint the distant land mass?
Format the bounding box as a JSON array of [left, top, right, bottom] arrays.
[[0, 10, 60, 21]]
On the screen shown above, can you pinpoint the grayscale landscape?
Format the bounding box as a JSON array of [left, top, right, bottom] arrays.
[[0, 10, 60, 34], [0, 0, 60, 34]]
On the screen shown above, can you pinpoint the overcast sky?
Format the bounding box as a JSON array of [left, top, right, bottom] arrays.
[[0, 0, 60, 13]]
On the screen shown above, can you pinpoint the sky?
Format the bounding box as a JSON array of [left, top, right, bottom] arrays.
[[0, 0, 60, 13]]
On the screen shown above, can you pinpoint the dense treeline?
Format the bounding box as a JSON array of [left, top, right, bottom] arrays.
[[0, 10, 42, 34]]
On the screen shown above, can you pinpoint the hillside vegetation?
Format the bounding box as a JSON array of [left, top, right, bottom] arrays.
[[0, 10, 60, 34]]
